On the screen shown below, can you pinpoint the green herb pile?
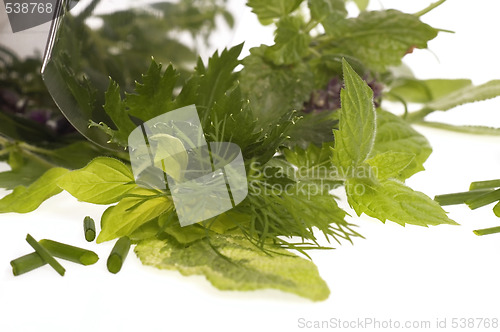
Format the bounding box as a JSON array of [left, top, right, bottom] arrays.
[[1, 0, 500, 301]]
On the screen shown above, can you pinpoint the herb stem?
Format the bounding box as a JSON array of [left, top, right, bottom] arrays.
[[10, 252, 45, 276], [473, 226, 500, 236], [466, 188, 500, 210], [414, 0, 447, 17], [107, 237, 131, 274], [26, 234, 65, 276], [469, 179, 500, 191], [38, 239, 99, 265], [434, 189, 493, 206], [84, 216, 96, 242]]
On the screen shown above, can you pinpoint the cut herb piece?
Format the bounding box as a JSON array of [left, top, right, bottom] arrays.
[[25, 234, 65, 276], [84, 216, 96, 242], [470, 179, 500, 191], [473, 227, 500, 236], [10, 252, 45, 276], [435, 189, 494, 206], [466, 189, 500, 210], [38, 239, 99, 265], [107, 237, 131, 274]]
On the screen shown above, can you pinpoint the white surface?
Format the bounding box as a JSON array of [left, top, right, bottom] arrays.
[[1, 1, 500, 332]]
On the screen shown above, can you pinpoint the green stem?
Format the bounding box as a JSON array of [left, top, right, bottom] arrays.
[[84, 216, 96, 242], [107, 237, 131, 274], [470, 179, 500, 191], [473, 226, 500, 236], [39, 239, 99, 265], [434, 189, 494, 206], [466, 188, 500, 210], [10, 252, 45, 276], [26, 234, 65, 276], [18, 142, 57, 156], [414, 0, 447, 17], [404, 108, 435, 123]]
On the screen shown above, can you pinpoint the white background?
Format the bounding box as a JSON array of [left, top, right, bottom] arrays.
[[1, 1, 500, 331]]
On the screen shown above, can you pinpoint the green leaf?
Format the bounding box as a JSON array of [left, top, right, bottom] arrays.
[[0, 168, 69, 213], [0, 158, 50, 190], [90, 79, 137, 147], [57, 157, 136, 205], [350, 0, 369, 11], [366, 151, 415, 181], [97, 187, 173, 243], [372, 110, 431, 179], [332, 59, 375, 171], [247, 0, 303, 24], [426, 80, 500, 112], [323, 10, 438, 71], [309, 0, 347, 22], [125, 61, 178, 121], [265, 16, 311, 65], [240, 45, 314, 124], [149, 133, 188, 182], [135, 234, 330, 301], [415, 121, 500, 136], [388, 78, 473, 104], [345, 177, 457, 227]]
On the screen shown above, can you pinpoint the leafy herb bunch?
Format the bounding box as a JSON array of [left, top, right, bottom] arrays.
[[2, 0, 500, 301]]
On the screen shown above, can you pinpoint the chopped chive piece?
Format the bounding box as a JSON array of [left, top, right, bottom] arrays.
[[434, 189, 494, 206], [473, 226, 500, 236], [107, 237, 131, 274], [39, 239, 99, 265], [469, 179, 500, 191], [26, 234, 65, 276], [84, 216, 96, 242], [10, 252, 46, 276], [494, 201, 500, 218], [466, 188, 500, 210]]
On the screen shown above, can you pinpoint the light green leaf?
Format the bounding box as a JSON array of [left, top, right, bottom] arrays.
[[323, 10, 438, 71], [135, 234, 330, 301], [416, 121, 500, 136], [57, 157, 136, 205], [366, 151, 415, 181], [332, 59, 375, 171], [247, 0, 303, 24], [265, 16, 311, 65], [388, 78, 473, 104], [97, 187, 173, 243], [308, 0, 347, 22], [148, 133, 188, 182], [0, 168, 69, 213], [350, 0, 369, 11], [372, 110, 431, 179], [426, 80, 500, 112], [346, 177, 457, 227]]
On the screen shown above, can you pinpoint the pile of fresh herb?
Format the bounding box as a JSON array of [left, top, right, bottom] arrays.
[[1, 0, 500, 301]]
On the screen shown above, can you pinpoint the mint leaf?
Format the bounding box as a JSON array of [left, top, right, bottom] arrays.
[[366, 151, 415, 181], [57, 157, 136, 205], [97, 187, 173, 243], [332, 59, 375, 171], [265, 16, 311, 65], [135, 234, 330, 301], [247, 0, 303, 24], [426, 80, 500, 112], [346, 177, 457, 227], [323, 10, 438, 71], [372, 110, 431, 179], [0, 167, 68, 213]]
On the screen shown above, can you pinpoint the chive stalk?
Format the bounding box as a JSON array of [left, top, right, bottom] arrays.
[[494, 201, 500, 218], [107, 237, 131, 274], [434, 189, 493, 206], [473, 226, 500, 236], [84, 216, 96, 242], [10, 252, 45, 276], [466, 188, 500, 210], [26, 234, 65, 276], [39, 239, 99, 265], [469, 179, 500, 191]]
